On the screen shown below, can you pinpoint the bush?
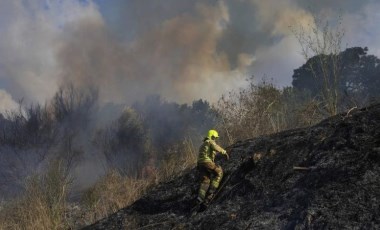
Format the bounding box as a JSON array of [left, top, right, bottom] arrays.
[[216, 78, 327, 145]]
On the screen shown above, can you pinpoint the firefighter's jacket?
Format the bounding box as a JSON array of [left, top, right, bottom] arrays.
[[198, 138, 227, 163]]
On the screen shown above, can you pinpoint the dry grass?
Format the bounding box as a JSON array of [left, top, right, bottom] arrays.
[[217, 80, 287, 143], [0, 80, 329, 229], [216, 79, 327, 145], [0, 137, 198, 229], [0, 161, 70, 230], [79, 170, 152, 226], [157, 137, 197, 181], [78, 137, 197, 227]]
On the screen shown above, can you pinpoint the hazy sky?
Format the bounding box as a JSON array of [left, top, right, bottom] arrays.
[[0, 0, 379, 113]]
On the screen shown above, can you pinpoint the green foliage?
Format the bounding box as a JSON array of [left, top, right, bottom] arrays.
[[292, 47, 380, 111], [341, 47, 380, 105]]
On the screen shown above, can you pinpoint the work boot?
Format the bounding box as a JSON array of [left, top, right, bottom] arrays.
[[205, 193, 214, 203], [201, 194, 214, 210], [205, 187, 217, 203], [196, 196, 204, 205]]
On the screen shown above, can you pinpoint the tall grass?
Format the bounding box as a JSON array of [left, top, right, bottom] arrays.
[[0, 160, 70, 230], [79, 137, 197, 224], [0, 138, 198, 229], [157, 137, 198, 181], [216, 78, 326, 144], [79, 170, 152, 226]]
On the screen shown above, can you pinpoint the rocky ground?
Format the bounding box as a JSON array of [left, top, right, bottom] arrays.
[[83, 104, 380, 229]]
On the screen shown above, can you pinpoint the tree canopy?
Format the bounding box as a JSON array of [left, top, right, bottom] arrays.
[[292, 47, 380, 107]]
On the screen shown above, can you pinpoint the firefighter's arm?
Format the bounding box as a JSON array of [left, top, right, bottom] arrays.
[[210, 140, 229, 160]]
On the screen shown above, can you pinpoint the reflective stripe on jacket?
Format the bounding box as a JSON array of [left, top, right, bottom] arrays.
[[197, 138, 227, 163]]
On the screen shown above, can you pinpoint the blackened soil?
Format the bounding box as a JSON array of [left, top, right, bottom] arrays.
[[84, 104, 380, 230]]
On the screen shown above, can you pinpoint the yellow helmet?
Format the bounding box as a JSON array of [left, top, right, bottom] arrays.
[[207, 130, 219, 139]]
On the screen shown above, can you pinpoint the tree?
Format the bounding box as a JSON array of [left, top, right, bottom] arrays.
[[94, 107, 151, 174], [292, 47, 380, 109], [291, 14, 344, 115], [342, 47, 380, 105]]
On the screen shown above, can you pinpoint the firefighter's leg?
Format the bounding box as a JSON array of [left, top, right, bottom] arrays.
[[197, 166, 211, 203], [204, 163, 223, 201], [210, 164, 223, 191]]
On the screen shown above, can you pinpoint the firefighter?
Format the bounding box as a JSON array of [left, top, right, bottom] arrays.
[[196, 129, 229, 204]]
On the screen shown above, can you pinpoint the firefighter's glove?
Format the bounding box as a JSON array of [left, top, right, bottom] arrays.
[[222, 150, 229, 160]]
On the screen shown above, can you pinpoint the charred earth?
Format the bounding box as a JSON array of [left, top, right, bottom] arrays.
[[84, 104, 380, 229]]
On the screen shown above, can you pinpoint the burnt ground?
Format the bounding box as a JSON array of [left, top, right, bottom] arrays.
[[83, 104, 380, 230]]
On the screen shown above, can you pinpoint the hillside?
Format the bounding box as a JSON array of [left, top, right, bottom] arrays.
[[84, 104, 380, 229]]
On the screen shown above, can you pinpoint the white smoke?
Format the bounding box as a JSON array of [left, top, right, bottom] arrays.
[[0, 89, 19, 115], [0, 1, 102, 104]]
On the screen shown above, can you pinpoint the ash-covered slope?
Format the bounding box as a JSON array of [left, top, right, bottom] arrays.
[[84, 104, 380, 230]]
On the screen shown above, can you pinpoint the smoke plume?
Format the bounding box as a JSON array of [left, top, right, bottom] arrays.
[[0, 0, 379, 109]]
